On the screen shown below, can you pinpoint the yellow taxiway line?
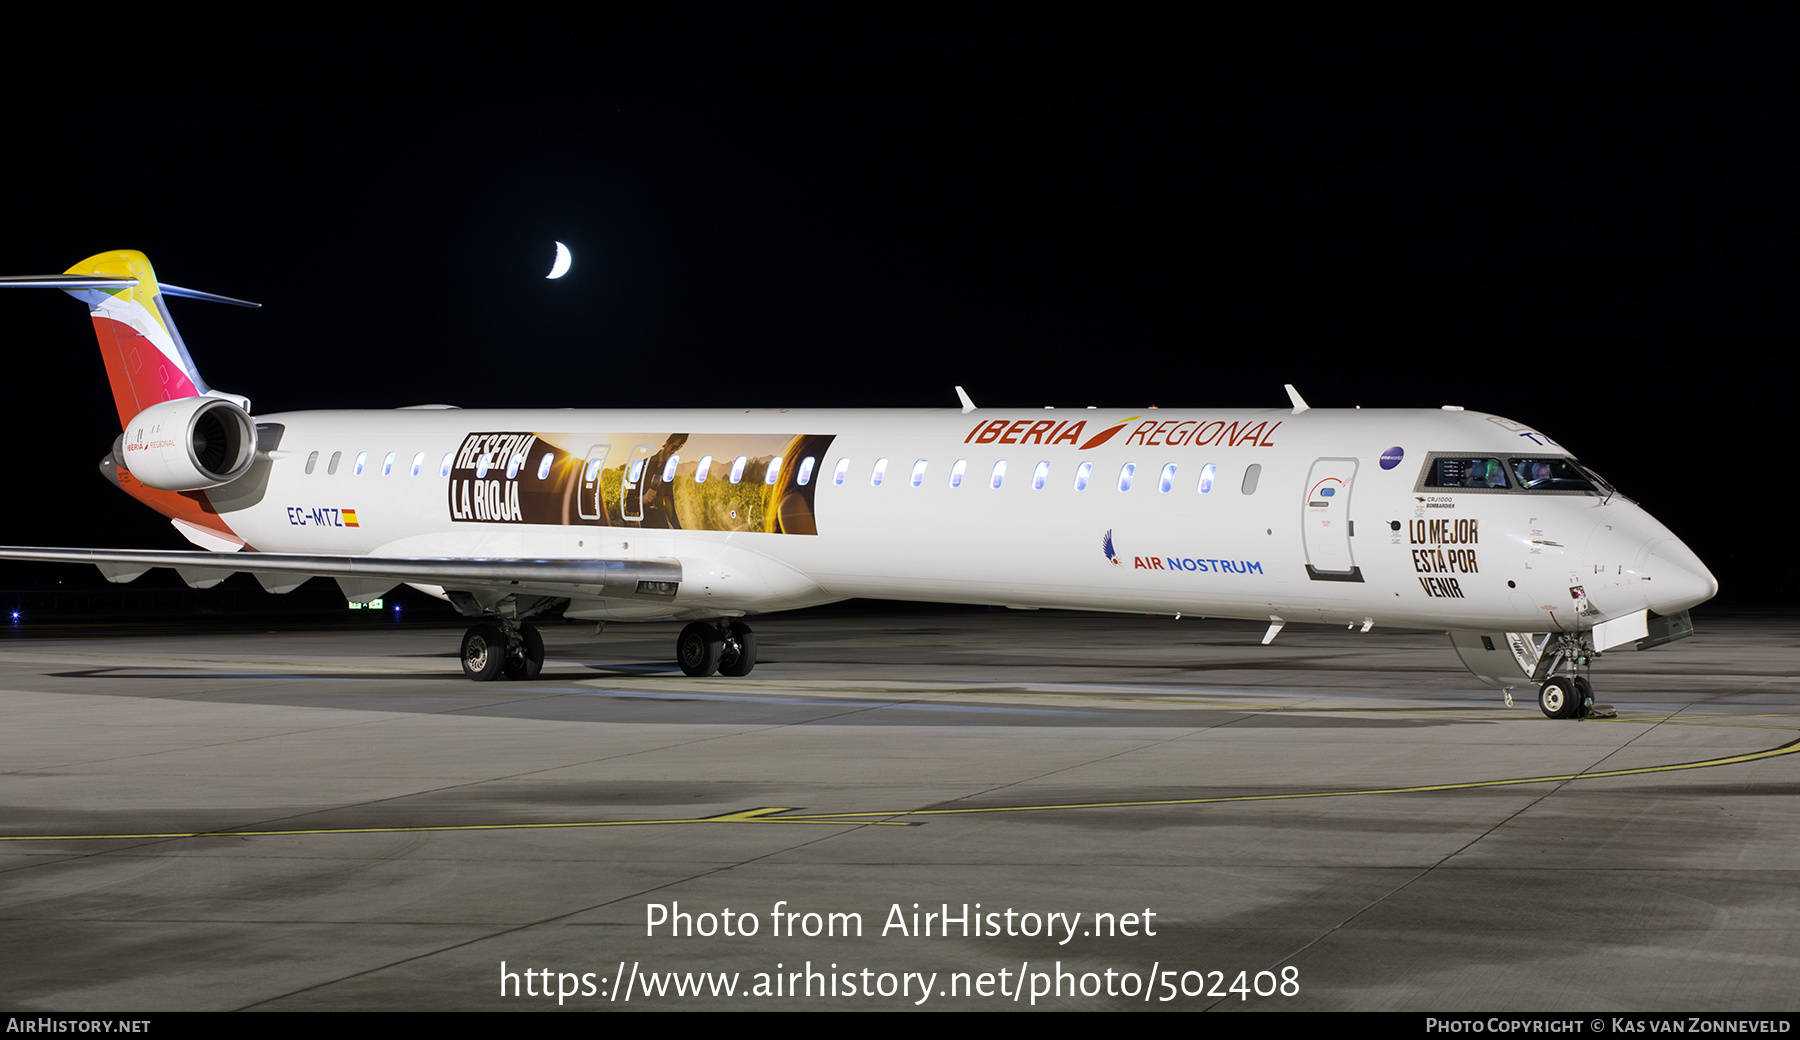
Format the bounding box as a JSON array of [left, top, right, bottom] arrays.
[[4, 737, 1794, 843]]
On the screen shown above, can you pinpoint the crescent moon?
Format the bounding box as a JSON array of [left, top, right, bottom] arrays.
[[546, 241, 572, 279]]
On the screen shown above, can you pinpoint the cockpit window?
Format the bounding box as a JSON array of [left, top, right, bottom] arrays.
[[1511, 457, 1598, 492], [1416, 452, 1617, 497], [1423, 457, 1510, 489]]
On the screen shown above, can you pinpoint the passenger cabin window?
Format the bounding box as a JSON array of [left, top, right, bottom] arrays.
[[1241, 463, 1261, 495], [353, 451, 368, 476], [950, 460, 966, 488], [1032, 461, 1049, 490], [910, 459, 927, 487], [1117, 462, 1135, 492], [797, 457, 816, 486], [441, 453, 454, 478], [990, 460, 1006, 489], [328, 451, 341, 475], [305, 451, 319, 474], [661, 455, 681, 483], [537, 453, 553, 480], [628, 459, 645, 483], [696, 455, 713, 482], [582, 457, 602, 482], [412, 452, 425, 477], [506, 454, 523, 480], [833, 458, 850, 485], [381, 452, 395, 476], [1424, 457, 1510, 489], [871, 458, 888, 486], [730, 456, 748, 483], [1074, 461, 1091, 490], [765, 457, 782, 484], [1197, 463, 1216, 493], [476, 453, 491, 478], [1158, 463, 1176, 493]]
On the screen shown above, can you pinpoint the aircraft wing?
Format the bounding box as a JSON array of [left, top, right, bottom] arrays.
[[0, 545, 681, 604]]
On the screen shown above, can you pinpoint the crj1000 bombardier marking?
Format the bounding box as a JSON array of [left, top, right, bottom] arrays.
[[0, 250, 1717, 717]]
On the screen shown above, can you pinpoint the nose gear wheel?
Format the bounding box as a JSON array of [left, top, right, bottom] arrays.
[[1537, 675, 1594, 720]]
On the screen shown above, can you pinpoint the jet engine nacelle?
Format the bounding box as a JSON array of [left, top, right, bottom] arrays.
[[115, 396, 257, 491]]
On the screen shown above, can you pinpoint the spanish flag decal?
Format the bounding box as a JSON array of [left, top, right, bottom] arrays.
[[342, 509, 360, 527]]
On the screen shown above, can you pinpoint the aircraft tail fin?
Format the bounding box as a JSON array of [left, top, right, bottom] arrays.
[[0, 250, 257, 428], [63, 250, 251, 427]]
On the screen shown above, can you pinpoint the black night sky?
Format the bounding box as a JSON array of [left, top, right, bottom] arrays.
[[1, 22, 1790, 605]]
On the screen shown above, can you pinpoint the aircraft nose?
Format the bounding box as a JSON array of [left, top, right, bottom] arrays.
[[1644, 537, 1719, 615]]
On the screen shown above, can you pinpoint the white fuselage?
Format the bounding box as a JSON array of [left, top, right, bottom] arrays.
[[212, 405, 1715, 632]]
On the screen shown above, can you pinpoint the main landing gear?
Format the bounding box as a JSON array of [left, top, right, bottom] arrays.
[[460, 619, 546, 682], [678, 619, 756, 677], [455, 613, 756, 681]]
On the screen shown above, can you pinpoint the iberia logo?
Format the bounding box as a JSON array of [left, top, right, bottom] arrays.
[[1078, 417, 1138, 451], [962, 415, 1139, 449], [963, 414, 1280, 450]]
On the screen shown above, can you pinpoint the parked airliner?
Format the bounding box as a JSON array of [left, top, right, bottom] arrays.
[[0, 250, 1717, 718]]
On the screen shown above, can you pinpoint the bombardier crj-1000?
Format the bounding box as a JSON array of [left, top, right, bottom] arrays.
[[0, 250, 1717, 718]]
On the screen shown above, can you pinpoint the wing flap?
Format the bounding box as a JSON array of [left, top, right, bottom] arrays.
[[253, 572, 313, 595], [174, 566, 234, 589], [0, 546, 682, 599], [336, 576, 397, 604], [95, 561, 150, 584]]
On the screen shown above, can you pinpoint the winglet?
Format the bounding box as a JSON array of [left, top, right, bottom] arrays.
[[955, 385, 977, 414], [1284, 384, 1310, 414]]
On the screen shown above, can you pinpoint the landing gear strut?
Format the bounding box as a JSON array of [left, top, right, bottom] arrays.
[[505, 622, 545, 680], [460, 620, 544, 682], [678, 619, 756, 677]]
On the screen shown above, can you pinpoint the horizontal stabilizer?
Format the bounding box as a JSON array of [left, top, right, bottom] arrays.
[[0, 274, 261, 307]]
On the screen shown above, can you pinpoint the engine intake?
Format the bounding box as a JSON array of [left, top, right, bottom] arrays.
[[116, 396, 257, 491]]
